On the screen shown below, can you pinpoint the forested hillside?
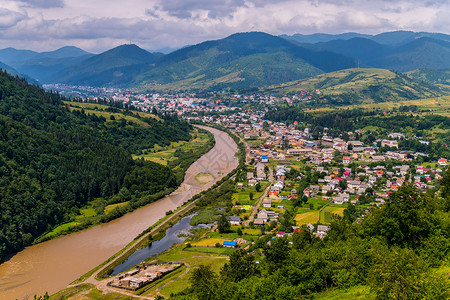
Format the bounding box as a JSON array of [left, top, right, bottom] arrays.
[[0, 71, 192, 260], [172, 171, 450, 299]]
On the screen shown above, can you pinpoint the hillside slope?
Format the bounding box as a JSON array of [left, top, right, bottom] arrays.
[[263, 68, 442, 104]]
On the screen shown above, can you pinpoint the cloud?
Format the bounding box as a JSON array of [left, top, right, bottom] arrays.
[[149, 0, 246, 19], [0, 8, 26, 28], [0, 0, 448, 52], [19, 0, 65, 8]]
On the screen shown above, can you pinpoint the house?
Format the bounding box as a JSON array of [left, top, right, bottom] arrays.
[[228, 216, 241, 226], [388, 133, 405, 139], [322, 185, 333, 194], [223, 241, 237, 248], [371, 155, 385, 162], [438, 158, 447, 166], [247, 172, 254, 180], [348, 140, 364, 147], [333, 142, 348, 152], [248, 179, 258, 186], [254, 218, 265, 226], [381, 140, 399, 148], [261, 156, 269, 163], [257, 209, 269, 221], [342, 156, 351, 164], [317, 225, 330, 235], [263, 198, 272, 208], [276, 231, 286, 238]]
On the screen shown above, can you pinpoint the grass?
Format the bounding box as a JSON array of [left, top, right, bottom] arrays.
[[195, 172, 214, 185], [315, 285, 374, 300], [41, 222, 81, 240], [185, 246, 236, 255], [49, 283, 94, 299], [133, 129, 210, 166], [139, 266, 186, 296], [320, 206, 346, 224], [191, 237, 226, 247], [294, 211, 320, 225], [49, 283, 139, 300], [104, 201, 129, 214], [149, 244, 229, 298], [190, 209, 219, 226]]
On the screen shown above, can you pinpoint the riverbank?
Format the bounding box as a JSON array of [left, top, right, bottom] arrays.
[[0, 126, 238, 300], [33, 127, 215, 245]]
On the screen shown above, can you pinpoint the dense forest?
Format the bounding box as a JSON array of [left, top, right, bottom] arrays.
[[0, 71, 193, 261], [172, 169, 450, 300]]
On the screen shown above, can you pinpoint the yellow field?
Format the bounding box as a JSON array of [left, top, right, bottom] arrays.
[[295, 211, 320, 225], [104, 202, 129, 214], [191, 238, 225, 247]]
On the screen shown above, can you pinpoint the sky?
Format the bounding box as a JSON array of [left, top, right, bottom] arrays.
[[1, 0, 449, 53]]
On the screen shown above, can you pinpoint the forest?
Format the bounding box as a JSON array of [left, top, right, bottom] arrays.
[[0, 71, 194, 261], [172, 169, 450, 300]]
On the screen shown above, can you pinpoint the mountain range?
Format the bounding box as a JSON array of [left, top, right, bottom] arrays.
[[0, 30, 449, 91]]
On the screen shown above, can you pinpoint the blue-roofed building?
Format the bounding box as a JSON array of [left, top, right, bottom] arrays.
[[223, 241, 237, 248], [261, 156, 269, 163]]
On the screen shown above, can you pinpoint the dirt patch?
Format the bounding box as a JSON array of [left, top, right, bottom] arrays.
[[195, 172, 214, 185]]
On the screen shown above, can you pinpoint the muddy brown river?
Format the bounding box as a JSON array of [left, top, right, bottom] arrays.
[[0, 126, 238, 300]]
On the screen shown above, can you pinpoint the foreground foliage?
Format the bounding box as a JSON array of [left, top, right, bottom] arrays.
[[171, 169, 450, 299]]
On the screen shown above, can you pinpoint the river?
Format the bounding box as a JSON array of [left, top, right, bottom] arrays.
[[0, 126, 238, 300]]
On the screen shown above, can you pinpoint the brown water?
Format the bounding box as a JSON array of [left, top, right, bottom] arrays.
[[0, 126, 238, 300]]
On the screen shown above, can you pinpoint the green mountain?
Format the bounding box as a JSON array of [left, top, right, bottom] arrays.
[[370, 30, 450, 46], [47, 44, 160, 85], [282, 30, 450, 47], [130, 32, 356, 91], [315, 38, 392, 64], [0, 70, 192, 261], [0, 46, 94, 83], [263, 68, 442, 104], [371, 37, 450, 72], [0, 47, 38, 65], [281, 32, 371, 43]]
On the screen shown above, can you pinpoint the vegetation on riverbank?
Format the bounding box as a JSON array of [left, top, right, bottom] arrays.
[[0, 70, 200, 261]]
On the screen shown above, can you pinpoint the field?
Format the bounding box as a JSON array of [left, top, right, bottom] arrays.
[[320, 206, 346, 224], [133, 129, 210, 165], [63, 101, 158, 127], [295, 211, 320, 225], [310, 95, 450, 117]]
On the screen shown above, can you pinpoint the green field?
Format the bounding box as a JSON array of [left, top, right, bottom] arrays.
[[133, 129, 210, 165]]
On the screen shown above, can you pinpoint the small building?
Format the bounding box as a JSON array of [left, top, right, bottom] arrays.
[[223, 241, 237, 248], [276, 231, 286, 238], [317, 225, 330, 235], [263, 198, 272, 208], [228, 216, 241, 226], [261, 156, 269, 163]]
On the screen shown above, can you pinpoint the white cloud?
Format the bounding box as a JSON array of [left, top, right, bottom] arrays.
[[0, 0, 448, 52]]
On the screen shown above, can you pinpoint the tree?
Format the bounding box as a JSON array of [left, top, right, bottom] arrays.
[[249, 191, 254, 200], [190, 265, 218, 300], [217, 215, 231, 233], [255, 182, 261, 192], [221, 249, 258, 282], [237, 227, 243, 236], [263, 237, 290, 272]]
